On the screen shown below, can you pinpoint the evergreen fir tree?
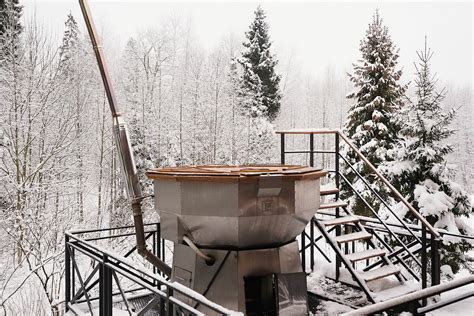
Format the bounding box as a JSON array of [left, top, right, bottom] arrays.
[[0, 0, 22, 63], [384, 39, 473, 273], [59, 13, 80, 73], [343, 10, 406, 216], [227, 58, 243, 164], [238, 6, 281, 121], [0, 0, 22, 36]]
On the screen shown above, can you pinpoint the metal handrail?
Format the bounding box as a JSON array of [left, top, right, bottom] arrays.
[[339, 154, 422, 243], [65, 227, 236, 315], [278, 128, 442, 291], [336, 131, 440, 238], [276, 129, 440, 238], [341, 275, 474, 315], [338, 174, 422, 267]]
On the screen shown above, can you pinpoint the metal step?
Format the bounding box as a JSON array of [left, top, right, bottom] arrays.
[[359, 265, 400, 282], [320, 187, 339, 196], [322, 215, 359, 227], [345, 248, 386, 262], [334, 231, 372, 244], [319, 201, 348, 210]]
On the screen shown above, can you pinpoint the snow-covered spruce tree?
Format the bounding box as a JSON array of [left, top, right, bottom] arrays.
[[58, 13, 89, 222], [0, 0, 24, 262], [238, 6, 281, 121], [234, 6, 279, 164], [0, 0, 22, 48], [343, 10, 406, 216], [227, 58, 242, 164], [59, 13, 79, 71], [383, 39, 473, 273]]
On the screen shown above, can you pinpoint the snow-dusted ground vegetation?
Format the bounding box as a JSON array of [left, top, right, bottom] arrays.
[[0, 1, 472, 315]]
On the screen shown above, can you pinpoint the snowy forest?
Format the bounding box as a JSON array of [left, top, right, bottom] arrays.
[[0, 0, 473, 314]]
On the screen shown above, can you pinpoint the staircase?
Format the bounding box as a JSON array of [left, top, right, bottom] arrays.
[[277, 129, 442, 306], [316, 187, 409, 303]]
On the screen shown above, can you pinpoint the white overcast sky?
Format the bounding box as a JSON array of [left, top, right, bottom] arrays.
[[23, 0, 473, 87]]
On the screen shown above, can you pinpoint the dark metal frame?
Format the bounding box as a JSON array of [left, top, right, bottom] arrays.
[[64, 223, 233, 315]]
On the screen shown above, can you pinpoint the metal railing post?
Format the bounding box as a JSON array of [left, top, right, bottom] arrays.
[[65, 236, 71, 312], [156, 223, 161, 259], [301, 231, 306, 272], [153, 225, 157, 279], [421, 225, 427, 306], [162, 239, 166, 271], [280, 133, 285, 165], [335, 132, 341, 281], [156, 223, 161, 278], [100, 254, 113, 316], [309, 133, 315, 271], [71, 246, 76, 298], [167, 288, 174, 316], [431, 235, 441, 286], [160, 296, 166, 315]]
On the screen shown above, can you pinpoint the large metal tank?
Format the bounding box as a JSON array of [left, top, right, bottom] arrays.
[[146, 165, 327, 314], [147, 165, 326, 249]]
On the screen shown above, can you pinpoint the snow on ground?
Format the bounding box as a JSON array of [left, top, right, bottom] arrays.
[[312, 300, 353, 315], [307, 261, 361, 313]]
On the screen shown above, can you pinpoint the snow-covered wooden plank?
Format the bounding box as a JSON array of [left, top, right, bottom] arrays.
[[319, 201, 348, 210], [320, 186, 339, 196], [334, 231, 372, 243], [323, 215, 359, 227], [359, 266, 400, 282], [345, 248, 386, 262]]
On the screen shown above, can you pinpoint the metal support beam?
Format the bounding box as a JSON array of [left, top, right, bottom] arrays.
[[100, 254, 113, 316], [167, 288, 174, 316], [280, 133, 285, 164], [335, 132, 341, 281], [301, 230, 306, 272], [431, 236, 441, 286], [309, 133, 314, 271], [65, 238, 71, 312], [421, 225, 427, 307]]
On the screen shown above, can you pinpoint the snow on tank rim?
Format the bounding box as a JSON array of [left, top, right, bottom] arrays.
[[146, 164, 327, 181]]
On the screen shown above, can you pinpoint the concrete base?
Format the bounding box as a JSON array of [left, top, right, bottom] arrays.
[[171, 240, 308, 315]]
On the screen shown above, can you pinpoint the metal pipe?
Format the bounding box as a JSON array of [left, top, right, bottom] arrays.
[[78, 0, 171, 277], [182, 236, 215, 265]]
